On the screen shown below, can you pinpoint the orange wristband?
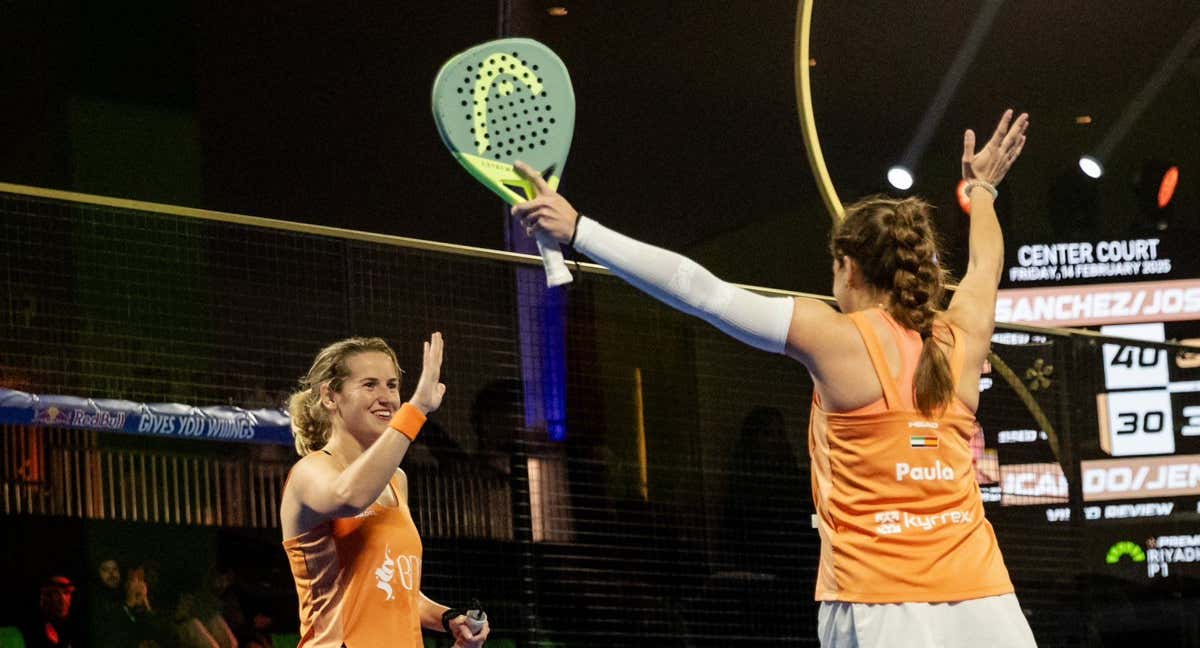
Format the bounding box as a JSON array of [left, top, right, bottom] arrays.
[[388, 403, 426, 442]]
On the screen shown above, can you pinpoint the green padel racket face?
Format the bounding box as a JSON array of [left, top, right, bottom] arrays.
[[433, 38, 576, 203]]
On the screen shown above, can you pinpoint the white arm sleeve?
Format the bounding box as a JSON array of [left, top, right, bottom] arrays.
[[573, 216, 794, 354]]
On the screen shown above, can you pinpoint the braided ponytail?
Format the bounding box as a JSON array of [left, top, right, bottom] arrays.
[[831, 196, 954, 416]]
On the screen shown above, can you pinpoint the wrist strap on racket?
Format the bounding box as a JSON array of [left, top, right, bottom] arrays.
[[387, 404, 426, 442], [442, 599, 487, 633], [569, 214, 585, 247]]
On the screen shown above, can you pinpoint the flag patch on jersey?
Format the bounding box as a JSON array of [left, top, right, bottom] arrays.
[[910, 435, 939, 448]]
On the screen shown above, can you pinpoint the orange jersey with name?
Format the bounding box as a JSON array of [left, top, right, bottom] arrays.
[[809, 309, 1013, 603], [283, 472, 424, 648]]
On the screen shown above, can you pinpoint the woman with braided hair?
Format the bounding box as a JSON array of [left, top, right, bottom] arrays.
[[513, 109, 1033, 646]]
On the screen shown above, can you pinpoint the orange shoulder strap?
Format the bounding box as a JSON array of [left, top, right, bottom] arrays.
[[847, 310, 902, 408]]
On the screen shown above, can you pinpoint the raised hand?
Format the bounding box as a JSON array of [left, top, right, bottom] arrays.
[[511, 160, 580, 244], [962, 109, 1029, 186], [408, 332, 446, 415]]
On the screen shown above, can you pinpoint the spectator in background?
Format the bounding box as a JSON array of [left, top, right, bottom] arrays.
[[172, 591, 237, 648], [95, 565, 163, 648], [89, 558, 124, 638], [189, 569, 240, 648], [236, 613, 274, 648], [22, 575, 77, 648]]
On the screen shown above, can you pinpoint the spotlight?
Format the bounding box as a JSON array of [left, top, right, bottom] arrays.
[[1134, 159, 1179, 233], [887, 166, 914, 190], [1157, 165, 1179, 209], [1079, 156, 1104, 179], [956, 179, 971, 214]]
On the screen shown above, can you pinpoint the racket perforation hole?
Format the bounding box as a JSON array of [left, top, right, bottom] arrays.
[[540, 140, 546, 145], [506, 150, 513, 156]]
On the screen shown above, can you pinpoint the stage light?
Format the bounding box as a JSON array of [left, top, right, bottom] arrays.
[[1157, 165, 1179, 209], [1079, 156, 1103, 179], [956, 179, 971, 214], [887, 166, 914, 191], [1134, 160, 1179, 233]]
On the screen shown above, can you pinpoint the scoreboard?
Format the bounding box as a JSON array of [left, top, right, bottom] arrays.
[[984, 235, 1200, 583]]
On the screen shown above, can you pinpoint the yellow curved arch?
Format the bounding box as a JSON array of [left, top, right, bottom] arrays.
[[794, 0, 844, 222], [792, 3, 1067, 471]]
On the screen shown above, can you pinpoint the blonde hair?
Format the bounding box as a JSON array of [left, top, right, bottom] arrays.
[[287, 337, 402, 456]]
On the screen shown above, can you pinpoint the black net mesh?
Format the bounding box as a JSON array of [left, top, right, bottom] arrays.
[[2, 189, 1198, 646]]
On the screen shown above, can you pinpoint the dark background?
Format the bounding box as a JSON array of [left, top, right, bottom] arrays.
[[6, 0, 1197, 295]]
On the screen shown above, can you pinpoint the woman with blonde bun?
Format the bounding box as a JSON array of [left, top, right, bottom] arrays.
[[280, 334, 488, 648]]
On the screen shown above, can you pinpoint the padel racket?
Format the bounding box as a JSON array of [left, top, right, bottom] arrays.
[[432, 38, 576, 286]]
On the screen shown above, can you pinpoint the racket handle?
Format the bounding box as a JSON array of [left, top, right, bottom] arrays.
[[534, 230, 573, 287], [464, 609, 487, 634]]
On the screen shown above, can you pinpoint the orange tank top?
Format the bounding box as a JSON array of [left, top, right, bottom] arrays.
[[283, 471, 424, 648], [808, 309, 1013, 603]]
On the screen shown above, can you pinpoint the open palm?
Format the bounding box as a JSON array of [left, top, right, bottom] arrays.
[[962, 109, 1029, 186]]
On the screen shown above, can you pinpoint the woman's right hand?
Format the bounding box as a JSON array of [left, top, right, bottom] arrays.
[[962, 109, 1029, 186], [408, 332, 446, 415], [511, 160, 580, 244]]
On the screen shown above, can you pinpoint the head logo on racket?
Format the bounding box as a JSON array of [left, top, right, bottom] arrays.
[[433, 38, 576, 286]]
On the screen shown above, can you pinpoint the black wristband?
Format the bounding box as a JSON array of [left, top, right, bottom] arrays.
[[569, 213, 585, 247], [441, 607, 465, 633]]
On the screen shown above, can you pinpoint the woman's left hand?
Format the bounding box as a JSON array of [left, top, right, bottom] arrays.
[[448, 615, 490, 648]]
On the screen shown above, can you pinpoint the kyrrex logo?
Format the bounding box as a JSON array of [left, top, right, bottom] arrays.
[[1105, 540, 1146, 564]]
